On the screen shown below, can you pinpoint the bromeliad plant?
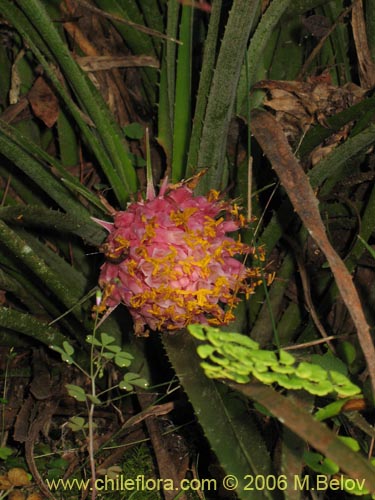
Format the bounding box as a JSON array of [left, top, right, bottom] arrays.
[[95, 176, 264, 335]]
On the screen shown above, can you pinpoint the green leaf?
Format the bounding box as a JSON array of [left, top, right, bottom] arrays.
[[104, 345, 121, 354], [295, 362, 327, 381], [114, 351, 134, 368], [122, 372, 148, 388], [314, 399, 349, 422], [186, 0, 222, 177], [119, 380, 132, 391], [237, 0, 292, 113], [196, 344, 216, 359], [195, 0, 261, 193], [0, 446, 13, 460], [50, 344, 74, 365], [187, 324, 207, 341], [163, 331, 274, 500], [278, 349, 295, 366], [100, 332, 116, 346], [303, 451, 339, 475], [1, 0, 137, 206], [62, 341, 74, 356], [102, 352, 115, 360], [275, 374, 304, 390], [337, 341, 357, 368], [87, 394, 102, 405], [66, 384, 87, 402], [123, 122, 145, 140], [338, 436, 360, 453], [329, 371, 361, 397], [311, 352, 348, 376], [86, 335, 102, 347], [301, 379, 333, 396], [171, 4, 193, 182], [67, 416, 86, 432], [119, 372, 146, 391]]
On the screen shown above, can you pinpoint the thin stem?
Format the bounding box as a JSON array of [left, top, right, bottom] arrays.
[[88, 314, 99, 499]]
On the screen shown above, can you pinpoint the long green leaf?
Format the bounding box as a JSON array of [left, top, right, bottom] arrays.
[[0, 0, 127, 204], [0, 119, 107, 214], [0, 206, 105, 246], [309, 123, 375, 196], [195, 0, 261, 193], [237, 0, 291, 115], [4, 0, 137, 204], [0, 306, 66, 347], [157, 0, 180, 169], [163, 331, 273, 500], [0, 220, 81, 311], [171, 5, 193, 182], [186, 0, 222, 177], [17, 0, 137, 192], [0, 132, 86, 215]]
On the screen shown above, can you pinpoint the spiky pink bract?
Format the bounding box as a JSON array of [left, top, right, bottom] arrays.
[[95, 180, 264, 335]]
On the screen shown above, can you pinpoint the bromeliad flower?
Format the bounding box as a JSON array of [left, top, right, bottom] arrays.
[[95, 178, 264, 335]]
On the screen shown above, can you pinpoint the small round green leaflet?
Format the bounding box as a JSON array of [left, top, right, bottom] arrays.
[[104, 345, 121, 354], [123, 122, 144, 140], [278, 349, 295, 366], [216, 331, 259, 349], [0, 446, 13, 460], [271, 362, 295, 374], [303, 451, 340, 475], [301, 378, 333, 396], [273, 374, 303, 390], [196, 344, 216, 358], [86, 332, 117, 347], [68, 416, 87, 432], [65, 384, 87, 402], [50, 342, 74, 364], [252, 370, 278, 385], [102, 352, 115, 361], [250, 349, 278, 366], [114, 351, 134, 368], [85, 335, 102, 347], [221, 344, 254, 368], [87, 394, 102, 405], [338, 436, 360, 452], [100, 332, 116, 346], [295, 362, 328, 382], [221, 368, 251, 384], [188, 324, 207, 340], [119, 372, 149, 391], [329, 371, 361, 397]]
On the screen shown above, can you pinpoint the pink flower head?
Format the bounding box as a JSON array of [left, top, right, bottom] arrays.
[[95, 179, 264, 335]]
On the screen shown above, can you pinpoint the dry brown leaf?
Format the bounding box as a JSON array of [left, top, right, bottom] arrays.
[[8, 491, 26, 500], [351, 0, 375, 88], [7, 468, 30, 487], [0, 474, 12, 489], [254, 76, 366, 163], [75, 55, 159, 71], [28, 77, 59, 128]]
